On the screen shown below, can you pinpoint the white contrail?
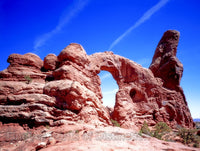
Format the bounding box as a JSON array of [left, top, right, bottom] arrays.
[[100, 72, 112, 80], [34, 0, 89, 51], [108, 0, 170, 51]]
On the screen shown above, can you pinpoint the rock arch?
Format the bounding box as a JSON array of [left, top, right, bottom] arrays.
[[98, 70, 118, 108], [89, 51, 159, 128], [87, 30, 193, 129], [0, 30, 194, 129]]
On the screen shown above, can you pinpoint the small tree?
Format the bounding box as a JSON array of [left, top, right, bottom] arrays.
[[111, 119, 120, 127], [153, 122, 171, 139], [177, 128, 197, 144], [24, 75, 32, 84], [139, 121, 151, 136]]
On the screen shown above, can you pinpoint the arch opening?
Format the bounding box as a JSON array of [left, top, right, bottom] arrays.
[[98, 71, 119, 109]]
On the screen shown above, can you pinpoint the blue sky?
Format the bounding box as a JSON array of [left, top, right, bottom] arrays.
[[0, 0, 200, 118]]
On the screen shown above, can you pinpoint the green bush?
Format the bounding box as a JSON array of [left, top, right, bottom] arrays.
[[193, 142, 199, 148], [139, 121, 151, 136], [195, 122, 200, 129], [177, 128, 200, 146], [24, 75, 32, 84], [139, 122, 200, 147], [139, 121, 171, 140], [111, 119, 120, 127], [153, 122, 171, 139], [45, 125, 50, 129], [154, 122, 171, 133], [75, 130, 80, 133]]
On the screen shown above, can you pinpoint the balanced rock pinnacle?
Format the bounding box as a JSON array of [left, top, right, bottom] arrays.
[[149, 30, 183, 91]]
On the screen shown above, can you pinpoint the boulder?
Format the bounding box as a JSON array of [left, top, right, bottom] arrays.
[[43, 54, 58, 71], [7, 53, 43, 69], [57, 43, 89, 67]]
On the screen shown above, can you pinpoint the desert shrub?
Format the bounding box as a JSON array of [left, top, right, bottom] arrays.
[[24, 75, 32, 84], [193, 142, 200, 148], [177, 128, 200, 146], [194, 135, 200, 148], [139, 121, 171, 139], [154, 122, 171, 133], [75, 130, 80, 133], [139, 121, 151, 136], [45, 125, 50, 129], [152, 122, 171, 140], [195, 122, 200, 129], [111, 119, 120, 127]]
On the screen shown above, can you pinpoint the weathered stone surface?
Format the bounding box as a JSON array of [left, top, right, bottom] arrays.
[[0, 30, 194, 131], [52, 64, 102, 100], [0, 81, 44, 96], [89, 48, 193, 129], [57, 43, 89, 66], [149, 30, 182, 90], [0, 53, 46, 83], [0, 66, 46, 83], [7, 53, 43, 69], [0, 123, 198, 151], [44, 79, 110, 125], [0, 99, 79, 126], [44, 54, 58, 71]]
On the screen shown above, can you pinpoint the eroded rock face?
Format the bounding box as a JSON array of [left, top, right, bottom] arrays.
[[43, 54, 58, 71], [0, 53, 46, 83], [149, 30, 183, 91], [0, 30, 194, 129]]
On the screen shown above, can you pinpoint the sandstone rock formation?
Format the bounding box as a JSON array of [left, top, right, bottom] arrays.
[[0, 30, 194, 130], [0, 53, 46, 83], [43, 54, 58, 71], [149, 30, 184, 92]]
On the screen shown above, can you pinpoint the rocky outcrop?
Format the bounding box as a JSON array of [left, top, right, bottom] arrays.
[[0, 43, 110, 127], [43, 54, 58, 71], [0, 53, 46, 83], [89, 47, 193, 129], [0, 30, 194, 130], [149, 30, 183, 91]]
